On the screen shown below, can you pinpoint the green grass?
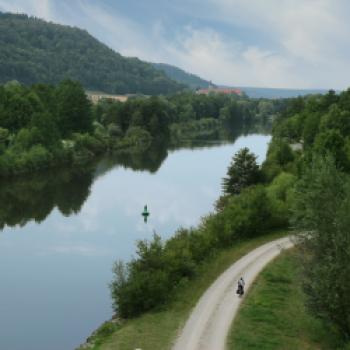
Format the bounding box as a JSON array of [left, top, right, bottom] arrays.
[[228, 249, 346, 350], [79, 230, 288, 350]]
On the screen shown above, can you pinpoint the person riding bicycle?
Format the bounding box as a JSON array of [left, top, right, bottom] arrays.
[[237, 277, 245, 295]]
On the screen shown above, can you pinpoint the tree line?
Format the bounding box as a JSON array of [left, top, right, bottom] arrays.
[[0, 79, 281, 177], [263, 89, 350, 342]]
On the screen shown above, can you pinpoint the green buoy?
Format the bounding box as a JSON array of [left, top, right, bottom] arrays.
[[142, 205, 150, 223]]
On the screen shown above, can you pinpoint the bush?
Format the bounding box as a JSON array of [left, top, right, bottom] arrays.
[[222, 186, 273, 240], [110, 185, 284, 319], [266, 172, 297, 227], [73, 133, 106, 155], [125, 127, 152, 148], [25, 145, 53, 170]]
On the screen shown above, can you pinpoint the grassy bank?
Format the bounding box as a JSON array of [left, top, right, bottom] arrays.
[[78, 230, 288, 350], [228, 249, 347, 350]]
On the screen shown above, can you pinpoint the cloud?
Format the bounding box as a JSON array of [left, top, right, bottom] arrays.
[[0, 0, 53, 20], [1, 0, 349, 88], [197, 0, 350, 87], [74, 0, 162, 61], [163, 26, 306, 88]]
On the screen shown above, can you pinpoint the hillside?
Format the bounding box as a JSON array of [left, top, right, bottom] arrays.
[[152, 63, 214, 89], [0, 12, 185, 95]]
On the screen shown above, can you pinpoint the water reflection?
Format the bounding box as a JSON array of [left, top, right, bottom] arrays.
[[0, 133, 271, 350], [0, 167, 94, 229], [0, 138, 234, 230], [95, 141, 169, 176], [0, 131, 252, 230]]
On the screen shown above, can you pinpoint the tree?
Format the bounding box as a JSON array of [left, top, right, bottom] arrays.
[[314, 130, 348, 169], [30, 111, 60, 149], [267, 139, 294, 167], [222, 147, 260, 196], [292, 156, 350, 338], [55, 80, 93, 137], [0, 127, 9, 144]]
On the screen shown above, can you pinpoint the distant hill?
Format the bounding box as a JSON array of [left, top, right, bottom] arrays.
[[0, 12, 185, 95], [152, 63, 214, 90], [235, 86, 330, 99]]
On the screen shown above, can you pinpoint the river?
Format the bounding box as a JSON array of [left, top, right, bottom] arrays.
[[0, 133, 270, 350]]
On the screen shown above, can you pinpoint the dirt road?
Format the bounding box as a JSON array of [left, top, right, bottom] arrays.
[[172, 236, 294, 350]]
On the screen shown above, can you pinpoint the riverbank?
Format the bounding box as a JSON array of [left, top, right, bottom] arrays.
[[0, 80, 279, 179], [77, 230, 288, 350]]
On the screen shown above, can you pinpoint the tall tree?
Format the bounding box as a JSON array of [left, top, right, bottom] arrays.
[[222, 147, 260, 195], [55, 80, 92, 137], [292, 156, 350, 338]]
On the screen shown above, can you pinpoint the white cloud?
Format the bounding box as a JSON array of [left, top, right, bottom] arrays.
[[0, 0, 53, 20], [74, 0, 161, 61], [1, 0, 349, 88], [198, 0, 350, 87], [162, 26, 305, 88]]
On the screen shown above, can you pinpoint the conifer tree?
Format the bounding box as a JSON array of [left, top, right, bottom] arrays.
[[222, 147, 260, 195]]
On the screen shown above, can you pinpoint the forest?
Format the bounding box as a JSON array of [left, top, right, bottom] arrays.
[[0, 13, 185, 95], [152, 63, 214, 90], [0, 79, 281, 177]]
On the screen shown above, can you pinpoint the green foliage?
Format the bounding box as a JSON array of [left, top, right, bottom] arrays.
[[0, 79, 102, 175], [261, 88, 350, 342], [124, 127, 152, 149], [314, 130, 348, 169], [292, 156, 350, 339], [82, 232, 288, 350], [107, 123, 122, 138], [0, 13, 185, 95], [0, 83, 41, 132], [0, 127, 9, 143], [111, 235, 173, 318], [266, 172, 296, 227], [0, 79, 278, 177], [55, 80, 93, 137], [110, 185, 284, 318], [222, 147, 260, 196]]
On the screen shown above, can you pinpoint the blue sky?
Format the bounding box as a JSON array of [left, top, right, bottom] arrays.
[[0, 0, 349, 89]]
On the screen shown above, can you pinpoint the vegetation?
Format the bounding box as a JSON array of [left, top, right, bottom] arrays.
[[152, 63, 215, 90], [0, 78, 283, 177], [262, 89, 350, 344], [0, 12, 185, 95], [229, 249, 343, 349], [292, 156, 350, 340], [0, 79, 101, 176], [110, 148, 292, 319], [78, 230, 288, 350], [104, 87, 350, 348], [222, 147, 260, 196]]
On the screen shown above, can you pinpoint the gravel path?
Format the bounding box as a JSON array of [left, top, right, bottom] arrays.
[[172, 236, 294, 350]]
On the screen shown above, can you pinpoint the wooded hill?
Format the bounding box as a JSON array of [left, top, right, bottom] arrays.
[[0, 12, 185, 95], [152, 63, 214, 89]]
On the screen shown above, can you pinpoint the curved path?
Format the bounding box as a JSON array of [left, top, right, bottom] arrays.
[[172, 236, 294, 350]]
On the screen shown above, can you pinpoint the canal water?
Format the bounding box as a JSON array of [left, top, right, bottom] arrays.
[[0, 134, 270, 350]]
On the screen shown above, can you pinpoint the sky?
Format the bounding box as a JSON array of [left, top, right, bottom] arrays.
[[0, 0, 349, 89]]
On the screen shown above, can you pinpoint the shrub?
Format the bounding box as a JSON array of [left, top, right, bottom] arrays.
[[110, 185, 283, 319]]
